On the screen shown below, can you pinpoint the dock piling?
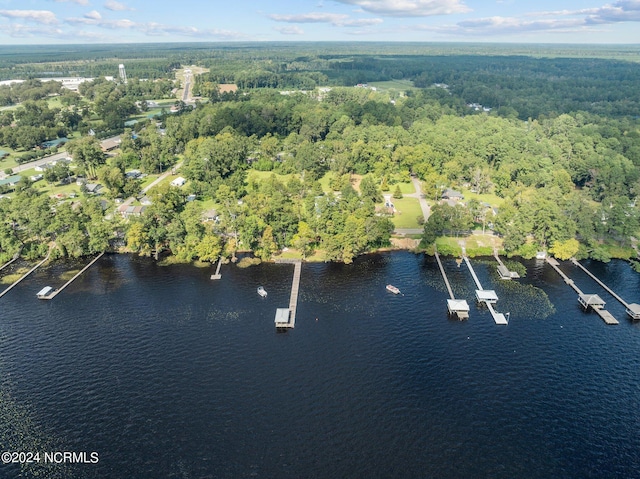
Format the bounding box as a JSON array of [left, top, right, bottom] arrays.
[[434, 250, 469, 319], [41, 252, 105, 300], [210, 257, 222, 280], [546, 257, 619, 324], [0, 250, 51, 299], [274, 259, 302, 329]]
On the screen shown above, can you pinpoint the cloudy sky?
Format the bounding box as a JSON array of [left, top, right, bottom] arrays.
[[0, 0, 639, 44]]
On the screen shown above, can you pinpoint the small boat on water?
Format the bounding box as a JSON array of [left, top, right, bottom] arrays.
[[257, 286, 267, 297], [386, 284, 401, 295]]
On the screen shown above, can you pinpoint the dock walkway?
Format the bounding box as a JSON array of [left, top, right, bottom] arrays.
[[494, 251, 520, 279], [274, 259, 302, 329], [0, 250, 51, 299], [42, 252, 104, 300], [546, 257, 619, 324], [462, 256, 507, 325], [570, 259, 628, 306], [210, 257, 222, 280], [434, 250, 469, 319], [0, 250, 21, 273]]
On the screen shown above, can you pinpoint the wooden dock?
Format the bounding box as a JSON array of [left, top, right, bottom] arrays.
[[494, 251, 520, 279], [546, 257, 619, 324], [0, 249, 21, 272], [210, 257, 222, 280], [0, 250, 51, 299], [274, 259, 302, 329], [570, 259, 640, 319], [434, 250, 469, 319], [463, 256, 507, 325], [40, 252, 104, 300]]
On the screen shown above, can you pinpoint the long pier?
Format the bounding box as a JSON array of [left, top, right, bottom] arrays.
[[546, 257, 619, 324], [0, 250, 51, 299], [494, 250, 520, 279], [463, 256, 483, 290], [463, 256, 508, 324], [0, 249, 21, 272], [41, 252, 104, 300], [274, 259, 302, 329], [210, 257, 222, 280], [434, 250, 469, 319]]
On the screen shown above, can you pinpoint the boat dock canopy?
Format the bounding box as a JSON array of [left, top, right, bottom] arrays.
[[36, 286, 53, 298], [497, 264, 520, 280], [578, 294, 606, 309], [626, 303, 640, 320], [447, 299, 470, 319], [447, 299, 470, 312], [475, 290, 498, 303], [275, 308, 292, 328]]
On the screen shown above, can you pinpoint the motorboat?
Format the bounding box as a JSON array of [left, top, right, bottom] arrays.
[[386, 284, 401, 295], [257, 286, 267, 297]]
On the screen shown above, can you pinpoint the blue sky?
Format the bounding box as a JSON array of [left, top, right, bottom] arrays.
[[0, 0, 639, 44]]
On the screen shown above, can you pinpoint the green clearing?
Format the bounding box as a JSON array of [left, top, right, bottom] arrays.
[[435, 233, 503, 257], [388, 181, 415, 195], [459, 188, 505, 208], [246, 169, 297, 185], [369, 79, 416, 93], [389, 197, 423, 229], [275, 248, 326, 262]]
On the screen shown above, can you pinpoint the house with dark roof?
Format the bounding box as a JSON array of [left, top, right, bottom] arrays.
[[441, 188, 464, 201]]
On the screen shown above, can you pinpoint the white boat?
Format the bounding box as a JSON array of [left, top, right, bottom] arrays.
[[257, 286, 267, 297], [386, 284, 401, 295]]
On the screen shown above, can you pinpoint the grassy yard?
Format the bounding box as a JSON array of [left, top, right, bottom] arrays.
[[369, 79, 417, 93], [389, 197, 423, 229], [435, 233, 504, 257], [246, 170, 297, 185], [459, 188, 506, 208], [387, 181, 415, 195]]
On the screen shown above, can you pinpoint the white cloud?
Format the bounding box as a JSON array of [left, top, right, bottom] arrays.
[[417, 0, 640, 37], [275, 25, 305, 35], [104, 0, 134, 11], [454, 16, 588, 34], [53, 0, 90, 5], [64, 14, 243, 39], [269, 12, 349, 23], [0, 23, 65, 38], [268, 11, 383, 27], [332, 0, 471, 17], [85, 10, 102, 20], [0, 10, 58, 25]]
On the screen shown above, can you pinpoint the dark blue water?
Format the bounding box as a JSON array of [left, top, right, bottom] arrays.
[[1, 252, 640, 478]]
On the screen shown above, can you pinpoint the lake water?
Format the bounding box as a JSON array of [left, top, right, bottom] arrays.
[[1, 252, 640, 478]]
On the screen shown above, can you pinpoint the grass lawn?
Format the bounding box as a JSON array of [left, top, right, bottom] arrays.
[[318, 172, 333, 194], [275, 248, 326, 262], [436, 233, 503, 257], [388, 181, 415, 195], [389, 197, 423, 229], [35, 180, 82, 197], [246, 169, 297, 185], [459, 188, 505, 208], [369, 79, 417, 93], [139, 174, 159, 190]]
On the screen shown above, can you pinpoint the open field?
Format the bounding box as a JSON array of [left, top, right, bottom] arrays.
[[389, 197, 423, 229]]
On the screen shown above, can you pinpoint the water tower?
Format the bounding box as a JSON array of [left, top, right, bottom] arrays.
[[118, 63, 127, 84]]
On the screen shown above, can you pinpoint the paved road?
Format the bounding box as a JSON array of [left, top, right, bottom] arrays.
[[408, 176, 431, 221], [122, 161, 184, 206], [395, 228, 423, 235], [393, 177, 430, 236], [182, 72, 191, 102], [0, 135, 121, 180], [0, 152, 69, 179]]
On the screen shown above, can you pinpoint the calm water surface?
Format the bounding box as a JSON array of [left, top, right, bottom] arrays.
[[1, 252, 640, 478]]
